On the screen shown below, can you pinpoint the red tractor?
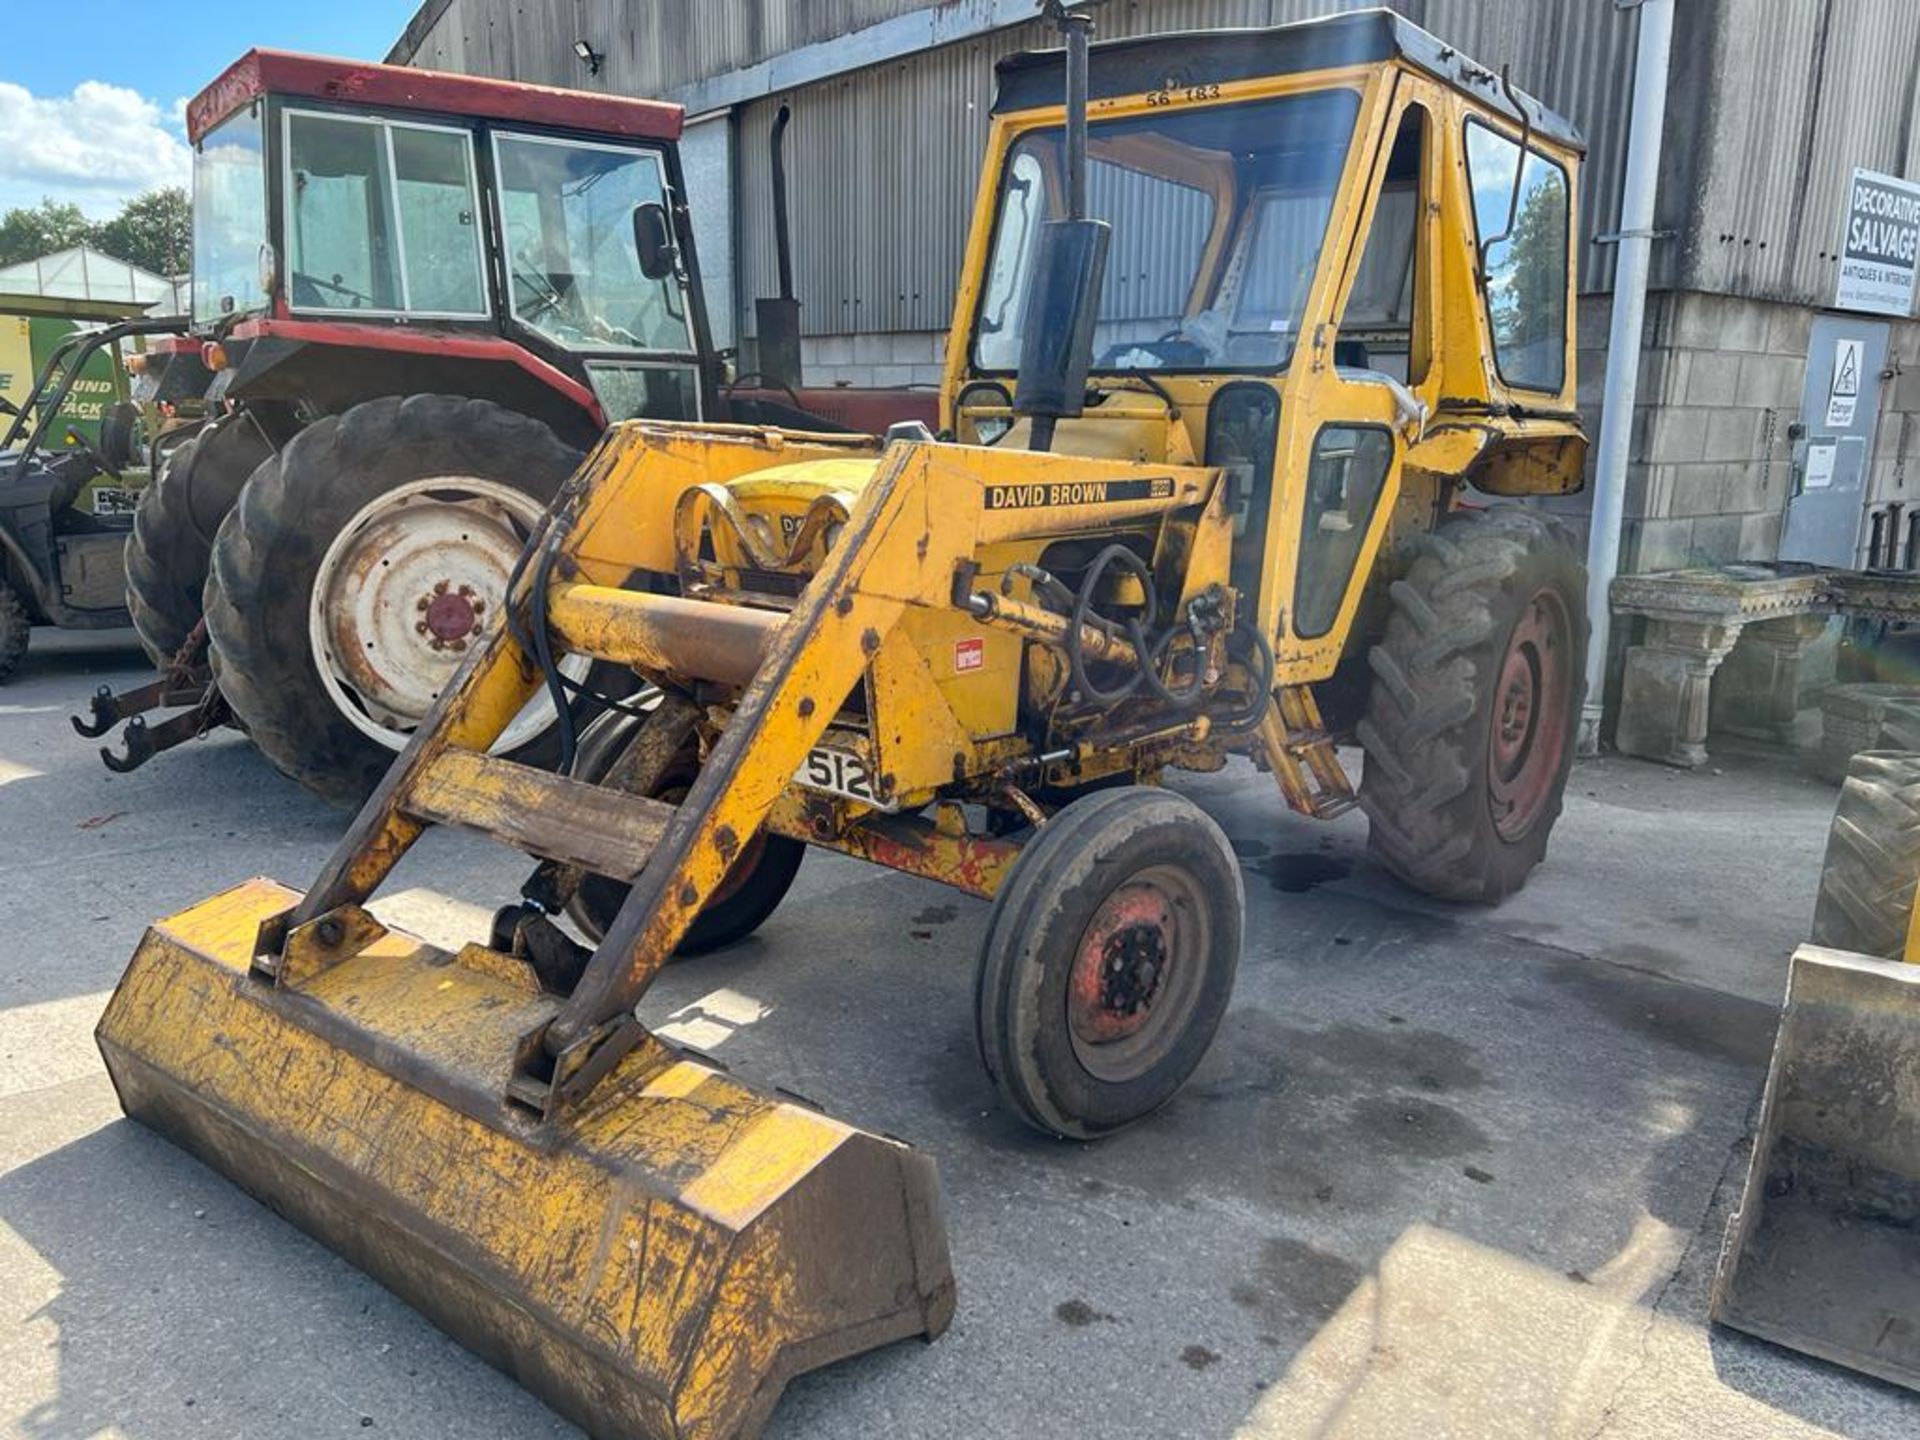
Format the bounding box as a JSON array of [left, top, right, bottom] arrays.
[[84, 50, 929, 802]]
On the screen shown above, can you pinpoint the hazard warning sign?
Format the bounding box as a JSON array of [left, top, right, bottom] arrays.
[[1826, 337, 1864, 428]]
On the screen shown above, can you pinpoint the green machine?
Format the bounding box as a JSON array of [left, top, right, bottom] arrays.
[[0, 292, 187, 679]]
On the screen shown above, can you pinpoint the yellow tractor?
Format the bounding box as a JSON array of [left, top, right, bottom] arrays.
[[98, 8, 1589, 1438]]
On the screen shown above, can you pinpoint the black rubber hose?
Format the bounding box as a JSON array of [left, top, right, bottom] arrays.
[[1067, 544, 1157, 707], [1217, 619, 1277, 735]]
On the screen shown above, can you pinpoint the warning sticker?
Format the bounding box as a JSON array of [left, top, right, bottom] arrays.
[[1826, 338, 1864, 428], [954, 637, 986, 674]]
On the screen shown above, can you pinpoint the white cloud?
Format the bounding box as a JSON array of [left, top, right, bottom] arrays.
[[0, 80, 194, 218]]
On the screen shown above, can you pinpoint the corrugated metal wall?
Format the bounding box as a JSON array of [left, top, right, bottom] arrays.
[[1682, 0, 1920, 304], [399, 0, 1920, 338], [731, 0, 1639, 337]]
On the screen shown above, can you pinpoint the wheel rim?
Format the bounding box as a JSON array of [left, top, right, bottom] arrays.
[[1066, 863, 1210, 1082], [307, 475, 582, 752], [1487, 586, 1572, 842]]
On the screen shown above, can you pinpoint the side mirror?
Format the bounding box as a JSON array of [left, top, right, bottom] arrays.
[[632, 202, 677, 281], [1012, 218, 1111, 425]]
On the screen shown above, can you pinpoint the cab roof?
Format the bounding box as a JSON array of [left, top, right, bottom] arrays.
[[993, 8, 1583, 153], [186, 49, 684, 146]]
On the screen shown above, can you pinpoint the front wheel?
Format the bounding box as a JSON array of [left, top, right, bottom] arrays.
[[1356, 506, 1587, 903], [204, 395, 583, 805], [975, 786, 1243, 1140], [566, 707, 806, 955]]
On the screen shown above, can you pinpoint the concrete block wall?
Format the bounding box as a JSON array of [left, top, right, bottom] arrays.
[[795, 331, 949, 390]]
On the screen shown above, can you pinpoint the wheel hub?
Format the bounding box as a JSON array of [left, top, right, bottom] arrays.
[[1487, 587, 1573, 842], [422, 583, 481, 646], [308, 476, 574, 753], [1070, 884, 1177, 1045]]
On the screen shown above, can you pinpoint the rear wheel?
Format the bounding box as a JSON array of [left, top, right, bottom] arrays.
[[1357, 507, 1587, 903], [975, 786, 1242, 1139], [124, 417, 273, 667], [0, 581, 29, 681], [1810, 751, 1920, 958], [205, 394, 583, 805], [566, 708, 806, 954]]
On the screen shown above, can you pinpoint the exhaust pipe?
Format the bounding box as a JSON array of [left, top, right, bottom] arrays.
[[754, 103, 805, 391]]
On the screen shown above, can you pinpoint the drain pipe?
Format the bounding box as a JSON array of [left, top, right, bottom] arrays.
[[1579, 0, 1675, 756]]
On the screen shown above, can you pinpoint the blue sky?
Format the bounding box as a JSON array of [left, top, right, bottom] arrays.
[[0, 0, 418, 216]]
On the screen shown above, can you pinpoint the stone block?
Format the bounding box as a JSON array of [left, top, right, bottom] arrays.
[[1623, 463, 1674, 520], [1666, 463, 1727, 518], [1689, 513, 1746, 563], [1710, 613, 1834, 744], [1765, 303, 1813, 356], [1647, 406, 1710, 463], [1721, 459, 1781, 515], [1738, 509, 1784, 559], [1622, 516, 1694, 572], [1640, 347, 1690, 407], [1669, 292, 1770, 353], [1703, 407, 1762, 463], [807, 334, 854, 367], [852, 333, 892, 365], [1684, 350, 1743, 407], [886, 331, 935, 364], [1737, 352, 1806, 409]]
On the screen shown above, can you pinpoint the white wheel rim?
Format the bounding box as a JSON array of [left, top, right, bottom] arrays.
[[307, 475, 585, 753]]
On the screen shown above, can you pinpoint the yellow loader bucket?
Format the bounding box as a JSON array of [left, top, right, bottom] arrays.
[[1711, 944, 1920, 1390], [96, 877, 954, 1440]]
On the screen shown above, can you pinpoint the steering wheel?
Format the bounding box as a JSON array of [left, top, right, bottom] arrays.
[[513, 265, 566, 319], [63, 426, 121, 481]]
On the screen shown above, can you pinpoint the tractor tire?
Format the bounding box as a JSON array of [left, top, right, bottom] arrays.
[[124, 417, 273, 668], [205, 395, 581, 807], [0, 580, 29, 682], [1356, 506, 1587, 904], [975, 786, 1242, 1139], [566, 708, 806, 955], [1809, 751, 1920, 958]]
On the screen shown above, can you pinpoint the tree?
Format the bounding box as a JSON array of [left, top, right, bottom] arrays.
[[0, 199, 92, 268], [0, 187, 192, 278], [91, 188, 192, 278]]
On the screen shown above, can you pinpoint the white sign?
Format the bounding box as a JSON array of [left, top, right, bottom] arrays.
[[1836, 168, 1920, 316], [1826, 337, 1864, 427], [1804, 439, 1838, 490]]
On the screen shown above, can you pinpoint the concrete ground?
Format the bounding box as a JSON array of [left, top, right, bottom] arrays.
[[1, 629, 1915, 1439]]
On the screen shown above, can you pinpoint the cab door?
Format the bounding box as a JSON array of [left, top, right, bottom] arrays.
[[1265, 91, 1434, 681]]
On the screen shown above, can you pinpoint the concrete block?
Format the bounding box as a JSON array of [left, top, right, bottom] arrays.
[[807, 334, 854, 367], [1622, 516, 1694, 573], [1689, 513, 1746, 563], [1720, 460, 1780, 515], [819, 364, 873, 388], [1765, 303, 1813, 357], [888, 332, 940, 364], [1639, 347, 1691, 407], [1737, 353, 1805, 409], [909, 364, 947, 387], [869, 364, 915, 388], [1623, 463, 1675, 520], [1666, 463, 1728, 519], [1684, 350, 1743, 407], [1647, 406, 1710, 463], [852, 333, 891, 365], [1669, 292, 1770, 353], [1703, 407, 1762, 463], [1739, 509, 1784, 559]]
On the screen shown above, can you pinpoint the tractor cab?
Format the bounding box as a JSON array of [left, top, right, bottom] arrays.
[[947, 10, 1587, 678], [184, 51, 716, 439]]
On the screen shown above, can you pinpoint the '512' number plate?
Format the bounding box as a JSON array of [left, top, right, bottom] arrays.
[[794, 745, 894, 810]]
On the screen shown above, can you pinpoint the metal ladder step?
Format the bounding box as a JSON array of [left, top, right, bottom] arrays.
[[402, 748, 673, 882]]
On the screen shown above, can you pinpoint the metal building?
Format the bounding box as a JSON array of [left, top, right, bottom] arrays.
[[387, 0, 1920, 583]]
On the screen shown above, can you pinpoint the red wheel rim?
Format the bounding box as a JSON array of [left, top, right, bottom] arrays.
[[657, 781, 764, 906], [1487, 586, 1572, 842], [1066, 865, 1208, 1082]]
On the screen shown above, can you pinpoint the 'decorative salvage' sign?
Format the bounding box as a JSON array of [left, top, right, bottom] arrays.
[[1836, 167, 1920, 316]]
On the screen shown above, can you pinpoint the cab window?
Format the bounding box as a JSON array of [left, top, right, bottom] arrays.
[[284, 110, 487, 317], [1465, 120, 1569, 392]]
